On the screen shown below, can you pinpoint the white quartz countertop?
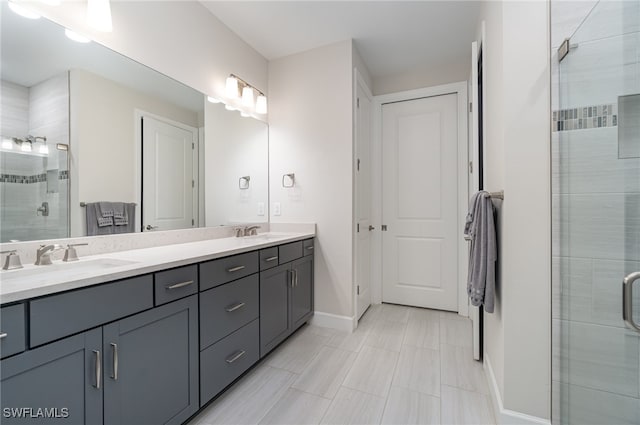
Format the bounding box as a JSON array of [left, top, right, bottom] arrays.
[[0, 231, 314, 305]]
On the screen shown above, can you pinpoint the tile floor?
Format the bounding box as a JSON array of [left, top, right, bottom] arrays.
[[190, 303, 496, 425]]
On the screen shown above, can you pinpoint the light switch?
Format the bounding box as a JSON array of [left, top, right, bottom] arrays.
[[273, 202, 281, 216], [257, 202, 265, 216]]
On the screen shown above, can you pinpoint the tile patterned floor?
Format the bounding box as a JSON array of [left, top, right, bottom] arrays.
[[189, 304, 496, 425]]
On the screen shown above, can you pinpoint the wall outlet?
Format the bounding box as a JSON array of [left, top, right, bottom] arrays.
[[273, 202, 281, 216], [257, 202, 265, 216]]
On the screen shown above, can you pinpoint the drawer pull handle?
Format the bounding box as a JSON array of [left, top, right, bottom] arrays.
[[265, 256, 278, 262], [0, 332, 7, 339], [165, 280, 194, 290], [227, 265, 246, 273], [93, 350, 101, 389], [110, 343, 118, 380], [306, 246, 314, 251], [225, 302, 246, 312], [225, 350, 246, 364]]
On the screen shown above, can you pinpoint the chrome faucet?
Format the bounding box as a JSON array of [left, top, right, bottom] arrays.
[[244, 225, 261, 236], [35, 244, 64, 265]]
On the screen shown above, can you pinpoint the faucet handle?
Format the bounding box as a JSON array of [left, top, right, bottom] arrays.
[[63, 243, 88, 262], [1, 250, 23, 270]]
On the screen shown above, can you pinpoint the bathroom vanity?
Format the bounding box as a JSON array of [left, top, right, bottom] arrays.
[[0, 232, 314, 425]]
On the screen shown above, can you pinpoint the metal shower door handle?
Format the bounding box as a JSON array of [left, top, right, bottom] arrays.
[[622, 271, 640, 332]]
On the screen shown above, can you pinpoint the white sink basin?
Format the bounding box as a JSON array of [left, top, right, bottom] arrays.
[[240, 233, 294, 243], [0, 258, 138, 282]]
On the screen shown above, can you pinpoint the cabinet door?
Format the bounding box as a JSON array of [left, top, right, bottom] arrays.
[[0, 328, 102, 425], [103, 295, 198, 425], [259, 263, 291, 357], [291, 256, 314, 330]]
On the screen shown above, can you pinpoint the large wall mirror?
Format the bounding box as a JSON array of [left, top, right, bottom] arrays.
[[0, 4, 269, 243]]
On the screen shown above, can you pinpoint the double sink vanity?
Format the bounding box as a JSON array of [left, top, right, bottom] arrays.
[[0, 230, 315, 425]]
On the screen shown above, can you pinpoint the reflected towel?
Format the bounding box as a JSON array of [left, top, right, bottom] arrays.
[[113, 203, 136, 234], [85, 202, 136, 236], [86, 203, 113, 236]]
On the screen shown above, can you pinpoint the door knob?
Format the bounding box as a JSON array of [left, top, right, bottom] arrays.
[[145, 225, 158, 231], [368, 225, 375, 231], [623, 271, 640, 332]]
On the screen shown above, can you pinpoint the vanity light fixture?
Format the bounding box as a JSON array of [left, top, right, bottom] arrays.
[[8, 0, 41, 19], [225, 76, 239, 99], [255, 94, 268, 115], [87, 0, 113, 32], [20, 140, 32, 153], [65, 29, 91, 43], [225, 104, 237, 111], [39, 0, 61, 5], [207, 96, 221, 104], [240, 111, 251, 118], [38, 142, 49, 155], [225, 74, 267, 115]]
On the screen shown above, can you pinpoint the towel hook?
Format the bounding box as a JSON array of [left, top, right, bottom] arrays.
[[239, 176, 250, 190], [282, 173, 295, 188]]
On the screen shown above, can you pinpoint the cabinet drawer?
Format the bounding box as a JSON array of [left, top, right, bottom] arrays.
[[200, 251, 258, 291], [200, 274, 259, 349], [200, 320, 259, 406], [0, 303, 26, 359], [303, 239, 315, 256], [279, 241, 303, 264], [259, 247, 279, 271], [30, 275, 153, 347], [154, 265, 198, 306]]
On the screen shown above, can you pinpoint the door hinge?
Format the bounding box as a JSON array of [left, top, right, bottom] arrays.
[[381, 225, 388, 231], [192, 180, 195, 188], [469, 102, 473, 113], [357, 97, 360, 108], [558, 38, 571, 62], [357, 285, 360, 295], [357, 158, 360, 171], [192, 218, 195, 226], [469, 161, 473, 173], [357, 223, 360, 233], [192, 142, 194, 150]]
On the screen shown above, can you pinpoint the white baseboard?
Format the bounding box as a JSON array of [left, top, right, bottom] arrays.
[[310, 311, 355, 332], [484, 357, 551, 425]]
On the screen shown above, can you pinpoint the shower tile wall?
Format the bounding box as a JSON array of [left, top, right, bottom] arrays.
[[0, 74, 69, 242], [552, 1, 640, 424]]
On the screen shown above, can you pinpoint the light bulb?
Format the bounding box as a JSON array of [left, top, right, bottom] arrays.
[[65, 29, 91, 43], [255, 95, 267, 114], [21, 142, 32, 152], [39, 0, 61, 5], [225, 76, 239, 99], [39, 143, 49, 154], [87, 0, 113, 32], [207, 96, 221, 104], [242, 86, 254, 108], [8, 1, 41, 19], [2, 139, 13, 150]]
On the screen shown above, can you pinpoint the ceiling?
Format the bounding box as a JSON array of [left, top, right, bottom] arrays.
[[201, 1, 481, 79]]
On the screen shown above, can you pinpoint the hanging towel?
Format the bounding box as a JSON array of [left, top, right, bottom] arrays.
[[113, 203, 136, 234], [85, 202, 136, 236], [465, 191, 497, 313], [86, 203, 114, 236]]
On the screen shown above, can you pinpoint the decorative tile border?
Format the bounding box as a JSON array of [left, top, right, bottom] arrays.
[[553, 103, 617, 132], [0, 170, 69, 184]]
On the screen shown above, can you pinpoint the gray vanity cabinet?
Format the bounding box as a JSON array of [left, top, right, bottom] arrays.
[[103, 295, 198, 425], [0, 328, 103, 424], [260, 240, 314, 357], [291, 255, 314, 330], [259, 263, 292, 356]]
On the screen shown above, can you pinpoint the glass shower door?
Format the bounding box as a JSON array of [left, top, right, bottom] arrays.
[[552, 1, 640, 424]]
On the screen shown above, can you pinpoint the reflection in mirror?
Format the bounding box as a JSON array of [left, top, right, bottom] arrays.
[[0, 4, 269, 243]]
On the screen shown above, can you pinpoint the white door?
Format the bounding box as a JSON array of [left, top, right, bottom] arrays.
[[142, 116, 196, 231], [382, 93, 459, 311], [355, 74, 373, 320]]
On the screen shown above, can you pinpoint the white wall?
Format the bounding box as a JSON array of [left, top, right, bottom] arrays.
[[373, 60, 470, 96], [204, 102, 269, 226], [24, 1, 268, 112], [477, 1, 551, 421], [69, 69, 199, 237], [269, 40, 355, 319]]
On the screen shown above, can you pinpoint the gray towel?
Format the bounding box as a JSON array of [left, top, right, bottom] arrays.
[[86, 202, 136, 236], [465, 191, 497, 313]]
